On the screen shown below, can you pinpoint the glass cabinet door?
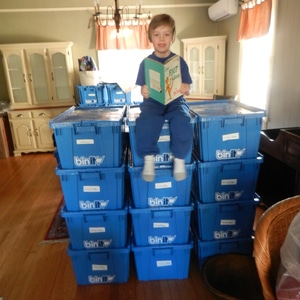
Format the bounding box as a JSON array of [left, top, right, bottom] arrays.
[[203, 44, 216, 95], [4, 50, 31, 105], [48, 49, 73, 101], [25, 49, 51, 104], [188, 45, 200, 95]]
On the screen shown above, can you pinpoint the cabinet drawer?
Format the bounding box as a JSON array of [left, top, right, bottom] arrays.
[[32, 108, 67, 118], [8, 110, 31, 119]]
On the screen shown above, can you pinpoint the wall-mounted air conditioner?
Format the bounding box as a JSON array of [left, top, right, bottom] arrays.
[[208, 0, 238, 22]]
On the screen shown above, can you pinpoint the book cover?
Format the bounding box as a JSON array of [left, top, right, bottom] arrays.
[[144, 55, 182, 105]]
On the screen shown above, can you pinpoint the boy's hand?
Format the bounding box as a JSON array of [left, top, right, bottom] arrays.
[[179, 83, 190, 96], [141, 85, 150, 99]]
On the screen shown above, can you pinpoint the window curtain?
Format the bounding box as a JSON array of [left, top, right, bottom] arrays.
[[95, 18, 152, 50], [237, 0, 272, 41]]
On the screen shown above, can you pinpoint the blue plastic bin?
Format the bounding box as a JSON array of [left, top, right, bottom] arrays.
[[189, 101, 265, 161], [132, 241, 193, 281], [50, 106, 125, 169], [61, 204, 128, 250], [56, 162, 125, 211], [128, 161, 195, 208], [67, 243, 130, 284], [77, 85, 104, 107], [193, 195, 260, 241], [127, 105, 197, 166], [193, 154, 263, 203], [129, 204, 194, 246], [105, 83, 132, 105]]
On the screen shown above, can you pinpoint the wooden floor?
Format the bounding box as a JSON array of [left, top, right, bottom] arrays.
[[0, 152, 217, 300]]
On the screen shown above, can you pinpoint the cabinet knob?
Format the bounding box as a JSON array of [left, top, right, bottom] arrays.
[[16, 114, 24, 118], [39, 113, 46, 117]]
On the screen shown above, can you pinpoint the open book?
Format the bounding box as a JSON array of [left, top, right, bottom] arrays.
[[144, 55, 182, 105]]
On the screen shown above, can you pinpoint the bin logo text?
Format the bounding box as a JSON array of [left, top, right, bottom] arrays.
[[84, 239, 112, 248], [216, 148, 246, 160], [154, 152, 173, 163], [79, 200, 109, 210], [88, 275, 115, 283], [74, 155, 105, 167], [214, 230, 240, 239], [215, 191, 243, 201], [148, 196, 177, 207], [148, 235, 176, 244]]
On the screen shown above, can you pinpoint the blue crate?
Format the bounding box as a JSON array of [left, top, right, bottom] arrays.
[[131, 241, 193, 281], [104, 83, 132, 105], [193, 196, 260, 241], [128, 162, 195, 208], [67, 243, 130, 284], [56, 163, 125, 211], [50, 106, 125, 169], [189, 101, 266, 161], [61, 204, 128, 250], [129, 204, 194, 246], [193, 231, 253, 269], [77, 85, 104, 107], [193, 154, 263, 203], [127, 105, 197, 166]]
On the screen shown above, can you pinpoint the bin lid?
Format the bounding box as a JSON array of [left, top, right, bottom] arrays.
[[49, 105, 125, 128], [189, 100, 266, 121]]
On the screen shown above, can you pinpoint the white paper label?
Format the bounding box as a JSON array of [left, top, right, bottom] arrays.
[[221, 179, 237, 186], [155, 182, 172, 189], [89, 227, 105, 233], [222, 132, 239, 141], [76, 139, 95, 145], [83, 186, 100, 192], [220, 219, 236, 226], [158, 135, 170, 142], [92, 264, 108, 271], [156, 260, 172, 267], [153, 222, 169, 228]]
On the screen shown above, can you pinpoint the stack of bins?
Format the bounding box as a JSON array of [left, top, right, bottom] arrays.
[[189, 100, 266, 269], [49, 105, 130, 285], [126, 105, 196, 281]]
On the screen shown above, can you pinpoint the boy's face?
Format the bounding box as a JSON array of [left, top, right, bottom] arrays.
[[150, 25, 174, 57]]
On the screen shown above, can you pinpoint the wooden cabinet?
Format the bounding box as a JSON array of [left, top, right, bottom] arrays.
[[0, 42, 75, 109], [182, 36, 226, 99], [8, 107, 67, 156]]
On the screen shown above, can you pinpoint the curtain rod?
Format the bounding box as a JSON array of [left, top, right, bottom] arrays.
[[0, 4, 211, 13]]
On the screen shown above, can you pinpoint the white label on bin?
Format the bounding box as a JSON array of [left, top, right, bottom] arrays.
[[92, 264, 108, 271], [156, 260, 172, 267], [155, 182, 172, 189], [220, 219, 236, 225], [83, 186, 100, 192], [158, 135, 170, 142], [88, 93, 96, 97], [76, 139, 94, 145], [221, 179, 237, 186], [222, 132, 239, 141], [153, 222, 169, 228], [89, 227, 105, 233]]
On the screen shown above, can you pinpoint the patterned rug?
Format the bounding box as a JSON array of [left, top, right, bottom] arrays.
[[42, 198, 69, 243]]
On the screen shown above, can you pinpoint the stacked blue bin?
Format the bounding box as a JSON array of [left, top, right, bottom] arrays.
[[189, 100, 266, 269], [126, 105, 196, 281], [77, 83, 132, 107], [49, 105, 130, 285]]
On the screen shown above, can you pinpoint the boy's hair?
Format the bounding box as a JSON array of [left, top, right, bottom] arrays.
[[148, 14, 176, 42]]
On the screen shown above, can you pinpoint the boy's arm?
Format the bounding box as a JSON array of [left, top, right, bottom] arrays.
[[179, 83, 190, 96]]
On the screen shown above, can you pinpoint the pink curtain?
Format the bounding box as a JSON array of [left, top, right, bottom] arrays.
[[237, 0, 272, 41], [95, 18, 152, 50]]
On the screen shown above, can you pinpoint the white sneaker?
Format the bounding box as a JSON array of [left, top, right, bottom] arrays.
[[142, 155, 155, 182], [173, 158, 186, 181]]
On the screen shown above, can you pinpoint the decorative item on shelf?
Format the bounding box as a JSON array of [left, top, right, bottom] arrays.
[[90, 0, 151, 32]]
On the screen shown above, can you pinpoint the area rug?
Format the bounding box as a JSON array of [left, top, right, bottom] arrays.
[[42, 198, 69, 243]]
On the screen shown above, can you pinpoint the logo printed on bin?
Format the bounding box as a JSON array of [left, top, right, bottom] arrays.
[[154, 152, 174, 163], [215, 191, 244, 201], [214, 230, 240, 239], [74, 155, 105, 166], [79, 200, 109, 210], [216, 148, 246, 160], [148, 235, 176, 244], [84, 239, 112, 248], [88, 275, 115, 284], [148, 196, 177, 206]]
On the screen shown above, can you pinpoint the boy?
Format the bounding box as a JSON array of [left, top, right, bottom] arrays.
[[135, 13, 193, 182]]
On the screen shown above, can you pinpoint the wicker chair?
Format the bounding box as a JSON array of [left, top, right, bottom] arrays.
[[253, 195, 300, 300]]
